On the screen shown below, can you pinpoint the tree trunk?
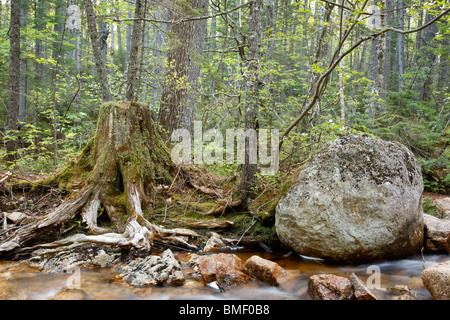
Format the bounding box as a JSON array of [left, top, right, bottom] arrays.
[[383, 0, 393, 94], [149, 5, 168, 107], [419, 10, 439, 103], [123, 4, 133, 78], [158, 0, 208, 137], [85, 0, 112, 102], [241, 0, 263, 208], [338, 61, 346, 124], [6, 0, 21, 161], [0, 102, 198, 259], [19, 1, 28, 129], [124, 0, 144, 101], [397, 0, 405, 92], [368, 1, 385, 118]]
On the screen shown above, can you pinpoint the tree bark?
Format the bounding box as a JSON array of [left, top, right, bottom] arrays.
[[19, 1, 28, 128], [124, 0, 144, 101], [368, 1, 385, 118], [6, 0, 21, 161], [241, 0, 263, 208], [85, 0, 112, 102], [397, 0, 405, 92], [158, 0, 208, 137], [383, 0, 392, 94]]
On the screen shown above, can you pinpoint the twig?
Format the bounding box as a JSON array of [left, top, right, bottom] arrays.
[[234, 219, 256, 247], [113, 1, 253, 25], [168, 164, 182, 192], [421, 247, 426, 270]]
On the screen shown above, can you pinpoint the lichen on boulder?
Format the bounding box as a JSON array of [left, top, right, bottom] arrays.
[[275, 134, 424, 264]]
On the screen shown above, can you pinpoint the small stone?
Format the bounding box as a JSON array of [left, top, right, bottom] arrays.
[[349, 273, 378, 300], [203, 232, 227, 253], [244, 255, 287, 286], [308, 274, 354, 300], [216, 263, 252, 291], [198, 253, 245, 284]]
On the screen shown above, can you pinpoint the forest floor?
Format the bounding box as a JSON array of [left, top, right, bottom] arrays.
[[0, 167, 283, 254], [1, 168, 449, 256]]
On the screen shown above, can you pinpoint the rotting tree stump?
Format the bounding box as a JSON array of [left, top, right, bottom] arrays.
[[0, 102, 199, 259]]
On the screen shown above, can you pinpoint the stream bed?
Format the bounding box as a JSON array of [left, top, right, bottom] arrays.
[[0, 250, 448, 300]]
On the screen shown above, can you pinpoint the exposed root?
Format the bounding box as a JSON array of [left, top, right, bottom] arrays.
[[0, 102, 202, 259], [202, 199, 243, 216]]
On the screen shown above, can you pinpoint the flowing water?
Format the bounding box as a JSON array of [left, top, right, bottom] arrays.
[[0, 251, 448, 300]]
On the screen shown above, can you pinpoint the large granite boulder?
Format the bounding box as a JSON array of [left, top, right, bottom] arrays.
[[422, 261, 450, 300], [275, 134, 424, 263]]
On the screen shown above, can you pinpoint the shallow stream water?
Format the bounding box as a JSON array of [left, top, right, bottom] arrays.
[[0, 251, 448, 300]]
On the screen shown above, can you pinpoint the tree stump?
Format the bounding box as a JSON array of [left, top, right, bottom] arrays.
[[0, 102, 195, 259]]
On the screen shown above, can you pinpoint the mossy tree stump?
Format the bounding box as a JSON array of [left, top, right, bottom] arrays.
[[0, 102, 196, 259]]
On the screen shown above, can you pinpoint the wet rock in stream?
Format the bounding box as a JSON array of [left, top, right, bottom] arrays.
[[423, 214, 450, 254], [421, 260, 450, 300], [308, 274, 354, 300], [25, 244, 121, 273], [115, 249, 185, 287]]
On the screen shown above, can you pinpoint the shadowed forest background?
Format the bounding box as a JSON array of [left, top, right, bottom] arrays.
[[0, 0, 448, 196]]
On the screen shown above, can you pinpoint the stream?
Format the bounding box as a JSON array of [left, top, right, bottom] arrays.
[[0, 250, 448, 300]]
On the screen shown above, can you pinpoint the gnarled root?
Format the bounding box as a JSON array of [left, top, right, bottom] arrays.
[[0, 102, 201, 260]]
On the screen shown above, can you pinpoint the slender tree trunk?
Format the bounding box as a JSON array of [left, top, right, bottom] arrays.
[[124, 3, 133, 78], [19, 1, 28, 129], [6, 0, 21, 160], [85, 0, 112, 102], [241, 0, 263, 207], [419, 10, 438, 102], [124, 0, 144, 101], [150, 6, 168, 107], [414, 0, 424, 63], [397, 0, 405, 92], [368, 1, 385, 118], [383, 0, 392, 94]]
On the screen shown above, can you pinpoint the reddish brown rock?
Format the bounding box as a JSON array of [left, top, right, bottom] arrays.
[[348, 273, 378, 300], [244, 255, 287, 286], [198, 253, 245, 284], [216, 263, 252, 291], [308, 274, 354, 300], [423, 214, 450, 254]]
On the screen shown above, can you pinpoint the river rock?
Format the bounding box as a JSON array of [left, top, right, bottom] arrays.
[[434, 197, 450, 218], [198, 253, 251, 290], [421, 260, 450, 300], [49, 288, 88, 300], [116, 249, 185, 287], [203, 232, 227, 252], [423, 214, 450, 253], [275, 134, 424, 263], [348, 273, 378, 300], [244, 255, 287, 286], [215, 263, 252, 291], [5, 212, 28, 224], [26, 244, 120, 273], [308, 274, 354, 300]]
